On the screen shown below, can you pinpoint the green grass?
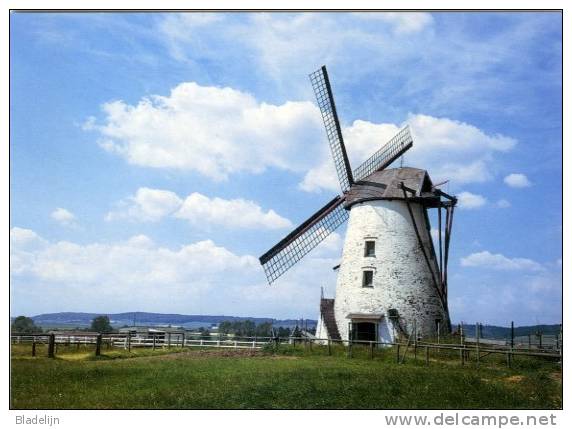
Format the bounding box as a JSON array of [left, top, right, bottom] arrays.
[[10, 342, 561, 409]]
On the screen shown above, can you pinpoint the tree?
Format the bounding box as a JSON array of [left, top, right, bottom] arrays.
[[91, 315, 112, 333], [198, 327, 211, 339], [11, 316, 42, 333], [242, 320, 255, 336], [255, 322, 272, 337], [218, 321, 232, 334]]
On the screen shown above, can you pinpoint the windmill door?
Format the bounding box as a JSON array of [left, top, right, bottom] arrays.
[[351, 322, 377, 342]]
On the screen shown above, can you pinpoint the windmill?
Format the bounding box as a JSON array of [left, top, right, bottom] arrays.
[[259, 66, 457, 343]]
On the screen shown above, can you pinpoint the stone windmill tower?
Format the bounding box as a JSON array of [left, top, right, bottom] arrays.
[[259, 66, 457, 344]]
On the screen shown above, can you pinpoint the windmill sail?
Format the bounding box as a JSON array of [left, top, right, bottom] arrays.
[[259, 196, 348, 284], [310, 66, 354, 193], [353, 125, 413, 182]]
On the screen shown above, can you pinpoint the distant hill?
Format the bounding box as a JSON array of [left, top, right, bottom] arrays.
[[16, 312, 561, 337], [455, 323, 562, 339], [26, 311, 316, 329]]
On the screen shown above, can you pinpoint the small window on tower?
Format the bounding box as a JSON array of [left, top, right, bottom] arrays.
[[362, 270, 374, 288], [364, 240, 376, 257]]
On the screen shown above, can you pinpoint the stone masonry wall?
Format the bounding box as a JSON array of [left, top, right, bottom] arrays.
[[333, 199, 449, 341]]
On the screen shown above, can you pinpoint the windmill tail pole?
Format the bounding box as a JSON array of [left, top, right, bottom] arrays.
[[443, 201, 456, 333], [400, 182, 447, 316]]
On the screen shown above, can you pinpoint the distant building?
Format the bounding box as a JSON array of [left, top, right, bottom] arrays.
[[118, 326, 185, 341]]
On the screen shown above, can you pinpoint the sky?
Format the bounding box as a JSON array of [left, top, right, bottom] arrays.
[[9, 11, 562, 325]]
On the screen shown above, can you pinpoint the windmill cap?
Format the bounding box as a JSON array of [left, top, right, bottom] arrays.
[[344, 167, 444, 209]]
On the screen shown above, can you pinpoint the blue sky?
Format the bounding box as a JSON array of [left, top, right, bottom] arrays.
[[10, 12, 562, 325]]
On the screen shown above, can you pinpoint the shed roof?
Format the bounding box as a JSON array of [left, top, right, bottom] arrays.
[[346, 313, 385, 320]]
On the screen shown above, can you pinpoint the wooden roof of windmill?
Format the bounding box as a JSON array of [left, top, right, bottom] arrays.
[[344, 167, 443, 208]]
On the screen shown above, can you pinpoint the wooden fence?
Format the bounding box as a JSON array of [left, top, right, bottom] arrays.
[[11, 332, 562, 369], [11, 332, 271, 357]]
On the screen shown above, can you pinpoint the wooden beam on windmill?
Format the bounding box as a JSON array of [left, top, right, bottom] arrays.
[[309, 66, 354, 193]]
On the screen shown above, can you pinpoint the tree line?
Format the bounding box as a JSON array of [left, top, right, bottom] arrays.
[[217, 320, 293, 338], [11, 315, 113, 333], [12, 315, 303, 338]]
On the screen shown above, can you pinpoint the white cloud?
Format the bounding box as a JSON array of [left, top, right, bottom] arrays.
[[151, 13, 559, 126], [300, 114, 516, 193], [495, 199, 511, 208], [299, 155, 338, 193], [106, 187, 292, 230], [155, 13, 434, 87], [407, 114, 515, 181], [354, 12, 434, 35], [51, 208, 76, 226], [10, 227, 48, 275], [11, 228, 258, 290], [86, 82, 516, 195], [504, 173, 532, 188], [10, 227, 341, 317], [309, 231, 344, 258], [175, 192, 293, 230], [10, 227, 45, 247], [87, 82, 323, 181], [460, 251, 545, 272], [457, 191, 487, 210], [106, 187, 182, 222], [300, 121, 401, 192]]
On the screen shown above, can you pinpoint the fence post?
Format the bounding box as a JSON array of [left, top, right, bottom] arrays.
[[32, 338, 36, 357], [476, 322, 480, 368], [370, 341, 374, 360], [95, 334, 102, 356], [127, 333, 131, 352], [48, 334, 55, 358], [425, 345, 429, 365], [182, 332, 186, 348], [559, 324, 563, 363], [167, 332, 171, 349], [510, 321, 514, 349], [413, 320, 417, 361]]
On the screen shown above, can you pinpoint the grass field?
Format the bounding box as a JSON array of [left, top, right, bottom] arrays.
[[10, 342, 562, 409]]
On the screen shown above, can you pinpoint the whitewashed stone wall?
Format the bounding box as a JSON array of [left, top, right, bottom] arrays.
[[333, 199, 449, 342], [314, 315, 329, 344]]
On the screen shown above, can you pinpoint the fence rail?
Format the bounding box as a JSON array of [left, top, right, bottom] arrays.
[[11, 333, 272, 353], [11, 332, 562, 369]]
